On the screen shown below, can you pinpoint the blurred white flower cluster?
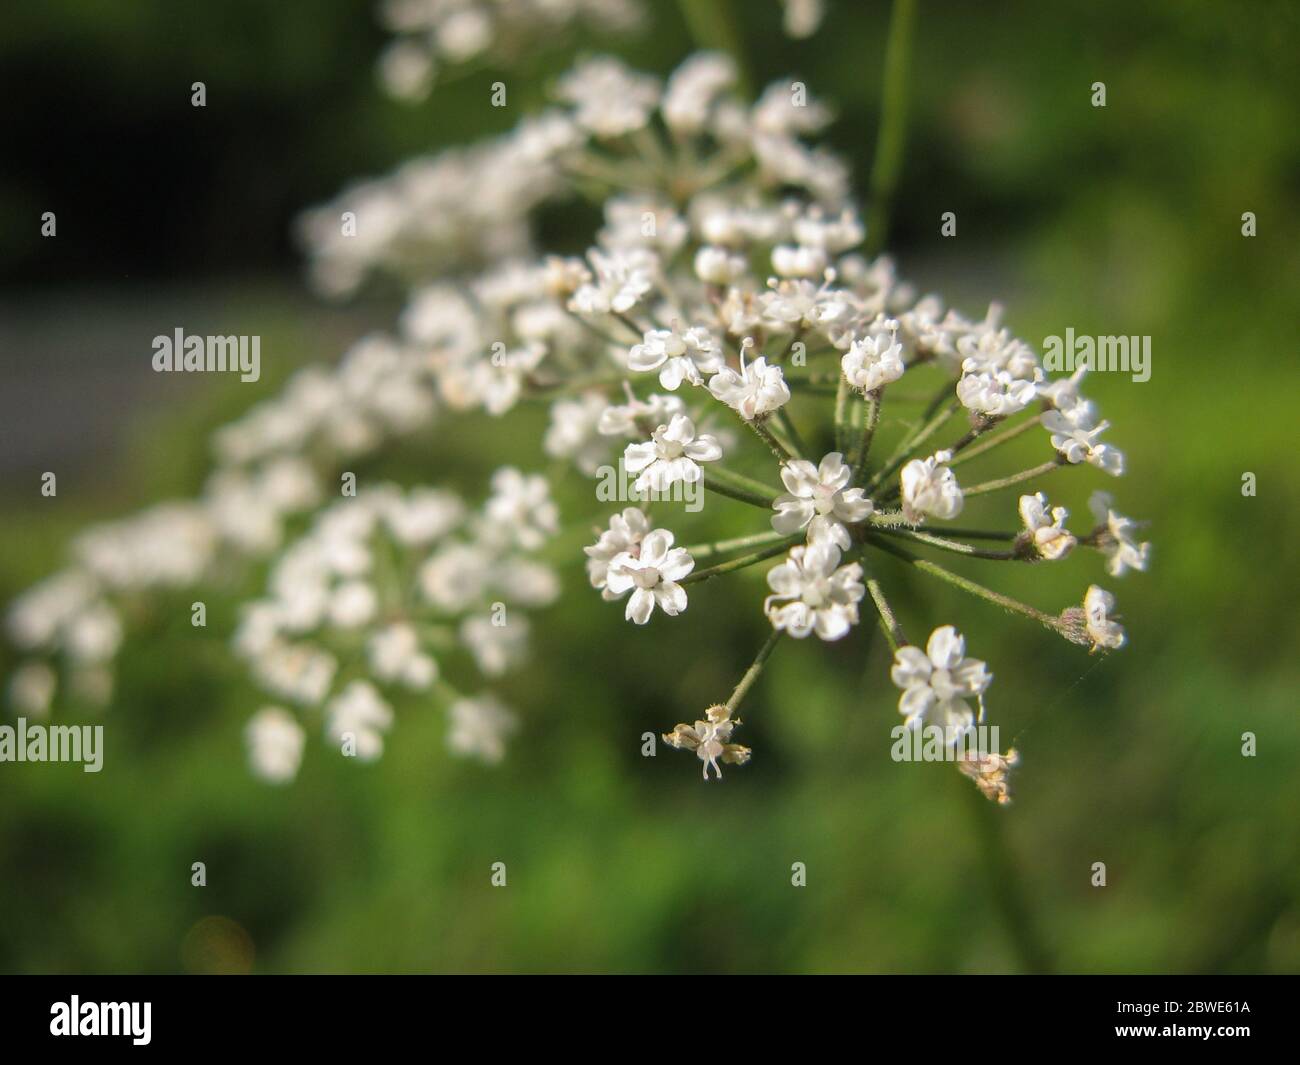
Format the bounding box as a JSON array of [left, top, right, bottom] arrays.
[[376, 0, 644, 102], [240, 474, 558, 781], [7, 48, 1150, 803]]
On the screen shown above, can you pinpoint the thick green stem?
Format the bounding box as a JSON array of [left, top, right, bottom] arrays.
[[703, 476, 774, 509], [866, 0, 919, 257], [964, 785, 1054, 973], [703, 466, 780, 507]]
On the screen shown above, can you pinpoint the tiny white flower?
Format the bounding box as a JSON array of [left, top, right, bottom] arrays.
[[792, 205, 865, 253], [596, 389, 684, 438], [627, 323, 723, 390], [326, 680, 394, 761], [956, 328, 1039, 380], [494, 556, 560, 608], [780, 0, 827, 40], [842, 325, 904, 393], [6, 570, 97, 650], [1037, 365, 1089, 408], [556, 57, 660, 138], [543, 255, 592, 299], [1043, 409, 1125, 476], [1018, 493, 1076, 561], [694, 245, 747, 285], [569, 248, 657, 315], [771, 243, 828, 278], [663, 703, 751, 780], [327, 579, 378, 628], [623, 414, 722, 492], [599, 196, 688, 255], [378, 488, 464, 547], [447, 695, 518, 764], [605, 528, 694, 624], [478, 342, 546, 415], [544, 392, 611, 475], [957, 366, 1040, 417], [1088, 491, 1151, 577], [696, 200, 782, 246], [377, 39, 434, 101], [8, 661, 56, 717], [420, 542, 493, 612], [662, 51, 736, 134], [254, 641, 337, 706], [752, 79, 832, 136], [1084, 585, 1125, 650], [64, 602, 123, 664], [707, 349, 791, 420], [761, 277, 850, 332], [245, 706, 306, 784], [900, 450, 963, 523], [460, 614, 529, 677], [764, 541, 865, 641], [771, 452, 874, 550], [890, 625, 992, 744], [368, 623, 437, 689], [584, 507, 652, 597], [484, 467, 559, 549]]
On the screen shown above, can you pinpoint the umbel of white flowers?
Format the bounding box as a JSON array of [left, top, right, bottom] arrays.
[[6, 51, 1149, 806]]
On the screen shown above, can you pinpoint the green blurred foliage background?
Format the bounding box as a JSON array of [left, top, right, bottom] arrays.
[[1, 0, 1297, 973]]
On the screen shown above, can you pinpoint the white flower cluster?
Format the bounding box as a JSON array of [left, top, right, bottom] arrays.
[[6, 51, 1152, 804], [239, 472, 559, 781], [376, 0, 643, 102], [6, 328, 450, 719]]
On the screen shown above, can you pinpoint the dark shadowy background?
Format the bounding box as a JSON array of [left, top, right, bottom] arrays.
[[1, 0, 1297, 973]]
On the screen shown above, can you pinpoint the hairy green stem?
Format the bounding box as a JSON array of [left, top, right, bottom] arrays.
[[703, 465, 780, 504], [866, 397, 961, 494], [962, 459, 1063, 497], [864, 533, 1067, 637], [866, 577, 906, 652], [685, 529, 790, 559], [748, 415, 795, 463], [726, 629, 784, 713], [703, 475, 774, 509], [851, 389, 884, 482], [772, 408, 808, 459], [947, 413, 1042, 468], [834, 373, 852, 453], [871, 525, 1025, 560], [682, 537, 797, 585]]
